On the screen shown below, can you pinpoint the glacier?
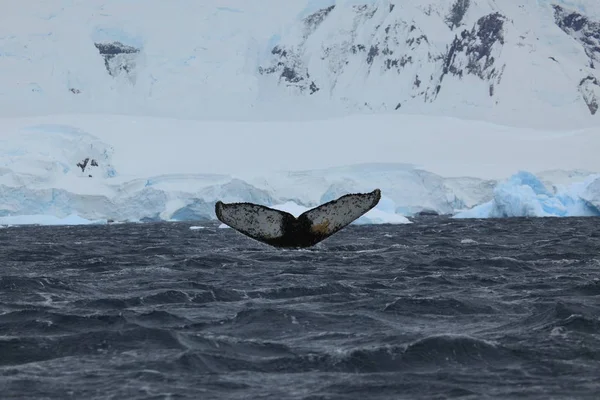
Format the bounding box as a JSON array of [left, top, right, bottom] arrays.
[[0, 114, 598, 226]]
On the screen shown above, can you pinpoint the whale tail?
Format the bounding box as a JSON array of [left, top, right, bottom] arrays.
[[215, 189, 381, 248]]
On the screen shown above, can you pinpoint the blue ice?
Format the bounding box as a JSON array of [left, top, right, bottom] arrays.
[[454, 171, 600, 219]]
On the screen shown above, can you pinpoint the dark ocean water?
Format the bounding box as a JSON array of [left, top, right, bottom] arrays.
[[0, 217, 599, 399]]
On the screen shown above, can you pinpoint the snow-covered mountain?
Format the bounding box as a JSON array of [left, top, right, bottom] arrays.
[[261, 0, 600, 129], [0, 1, 299, 120], [2, 0, 600, 129]]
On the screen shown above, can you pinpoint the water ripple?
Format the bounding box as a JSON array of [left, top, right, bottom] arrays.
[[0, 217, 599, 399]]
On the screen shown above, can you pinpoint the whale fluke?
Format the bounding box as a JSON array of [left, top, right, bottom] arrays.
[[215, 189, 381, 248]]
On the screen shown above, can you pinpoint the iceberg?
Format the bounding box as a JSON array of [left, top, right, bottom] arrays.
[[580, 176, 600, 213], [454, 171, 600, 218], [356, 208, 411, 225]]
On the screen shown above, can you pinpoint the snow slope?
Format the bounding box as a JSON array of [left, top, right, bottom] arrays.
[[0, 113, 597, 225], [261, 0, 600, 129], [2, 0, 600, 129], [0, 0, 303, 120], [2, 113, 596, 180]]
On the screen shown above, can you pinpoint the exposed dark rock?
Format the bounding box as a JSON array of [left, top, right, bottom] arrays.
[[94, 41, 140, 79], [353, 4, 376, 19], [579, 75, 600, 114], [406, 34, 429, 48], [95, 42, 139, 56], [256, 0, 600, 119], [259, 62, 312, 92], [259, 44, 314, 93], [439, 12, 506, 96], [375, 25, 428, 73], [281, 67, 302, 83], [304, 5, 335, 32], [77, 158, 100, 176], [414, 75, 421, 88], [367, 45, 379, 64], [260, 4, 508, 105], [261, 4, 411, 93], [385, 56, 412, 70], [309, 81, 320, 94], [351, 44, 366, 54], [259, 7, 333, 97], [553, 5, 600, 69], [446, 0, 470, 30], [77, 158, 89, 172], [272, 46, 287, 57]]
